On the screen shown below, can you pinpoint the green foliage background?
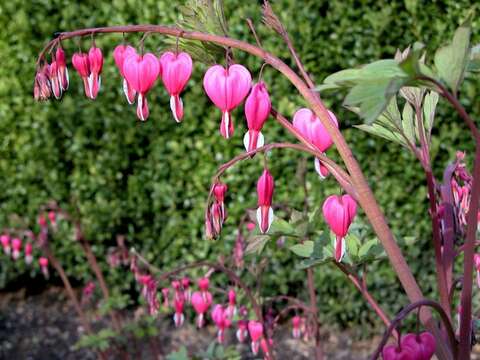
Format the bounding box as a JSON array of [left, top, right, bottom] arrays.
[[0, 0, 478, 335]]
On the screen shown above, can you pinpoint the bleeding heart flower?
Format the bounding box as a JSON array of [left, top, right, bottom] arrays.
[[181, 277, 191, 303], [88, 46, 103, 99], [198, 277, 210, 292], [211, 304, 232, 343], [25, 243, 33, 265], [33, 65, 52, 101], [191, 291, 213, 328], [161, 287, 170, 308], [382, 343, 416, 360], [39, 257, 49, 278], [244, 82, 271, 152], [401, 332, 436, 360], [48, 61, 62, 99], [293, 108, 339, 178], [55, 46, 69, 91], [236, 319, 248, 343], [256, 169, 275, 234], [203, 64, 252, 139], [1, 234, 11, 255], [314, 158, 329, 180], [226, 289, 237, 317], [248, 320, 264, 355], [292, 316, 302, 339], [113, 44, 138, 104], [322, 194, 357, 262], [159, 51, 193, 123], [11, 238, 22, 260], [173, 294, 185, 327], [123, 53, 161, 121]]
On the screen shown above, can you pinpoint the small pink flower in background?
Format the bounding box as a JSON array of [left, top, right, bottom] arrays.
[[1, 234, 11, 255], [159, 51, 193, 123], [48, 60, 62, 99], [256, 169, 275, 234], [139, 275, 159, 315], [244, 82, 271, 152], [39, 257, 49, 278], [198, 277, 210, 293], [226, 289, 236, 318], [48, 211, 56, 227], [123, 52, 161, 121], [210, 203, 224, 235], [209, 182, 228, 234], [33, 65, 52, 101], [11, 238, 22, 260], [260, 338, 273, 357], [401, 332, 436, 360], [236, 319, 248, 343], [203, 64, 252, 139], [113, 44, 138, 104], [181, 277, 191, 303], [173, 294, 185, 327], [248, 320, 264, 355], [191, 290, 213, 328], [246, 222, 256, 231], [322, 194, 357, 262], [211, 304, 232, 343], [55, 46, 69, 91], [82, 281, 96, 304], [293, 108, 338, 178], [161, 287, 170, 308], [25, 243, 33, 265], [38, 214, 47, 228], [292, 315, 302, 339], [475, 254, 480, 288]]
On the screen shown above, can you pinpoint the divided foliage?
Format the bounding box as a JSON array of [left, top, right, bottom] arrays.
[[0, 0, 478, 335]]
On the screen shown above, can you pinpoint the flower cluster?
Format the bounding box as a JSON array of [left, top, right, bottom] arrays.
[[382, 332, 436, 360]]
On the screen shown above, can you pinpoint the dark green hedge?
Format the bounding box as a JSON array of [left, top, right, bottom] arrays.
[[0, 0, 478, 334]]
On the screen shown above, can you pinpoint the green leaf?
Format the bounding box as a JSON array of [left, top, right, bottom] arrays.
[[434, 17, 472, 94], [346, 234, 360, 258], [358, 239, 378, 258], [401, 102, 416, 144], [423, 91, 439, 138], [166, 347, 189, 360], [290, 241, 314, 257], [269, 217, 296, 236], [245, 235, 270, 255], [467, 44, 480, 72]]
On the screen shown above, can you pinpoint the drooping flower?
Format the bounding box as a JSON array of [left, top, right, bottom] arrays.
[[113, 44, 137, 104], [236, 319, 248, 343], [292, 316, 302, 339], [72, 46, 104, 100], [260, 338, 273, 358], [191, 290, 213, 328], [198, 277, 210, 293], [256, 169, 275, 234], [159, 51, 193, 123], [161, 287, 170, 308], [82, 281, 96, 304], [248, 320, 264, 355], [33, 65, 52, 101], [87, 46, 103, 99], [123, 52, 161, 121], [1, 234, 11, 255], [48, 211, 56, 226], [11, 238, 22, 260], [203, 64, 252, 139], [25, 243, 33, 265], [293, 108, 339, 178], [55, 46, 69, 91], [244, 82, 271, 152], [139, 275, 159, 315], [48, 60, 62, 99], [211, 305, 232, 343], [212, 181, 228, 225], [401, 332, 436, 360], [233, 233, 245, 269], [226, 289, 237, 318], [173, 293, 185, 327], [382, 343, 415, 360], [182, 277, 192, 303], [322, 194, 357, 262], [39, 257, 49, 278]]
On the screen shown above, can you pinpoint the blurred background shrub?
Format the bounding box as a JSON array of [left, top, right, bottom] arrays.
[[0, 0, 478, 336]]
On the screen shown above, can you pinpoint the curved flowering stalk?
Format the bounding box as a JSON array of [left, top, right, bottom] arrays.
[[35, 23, 450, 357]]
